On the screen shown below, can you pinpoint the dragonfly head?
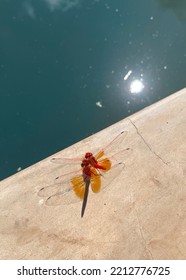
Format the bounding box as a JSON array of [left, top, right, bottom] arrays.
[[85, 152, 92, 159]]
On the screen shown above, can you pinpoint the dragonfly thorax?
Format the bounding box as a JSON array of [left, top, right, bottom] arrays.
[[81, 159, 90, 167], [83, 165, 92, 178]]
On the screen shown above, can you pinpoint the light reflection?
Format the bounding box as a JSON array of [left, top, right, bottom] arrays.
[[123, 70, 132, 80], [44, 0, 81, 12], [96, 101, 102, 108], [130, 79, 144, 94]]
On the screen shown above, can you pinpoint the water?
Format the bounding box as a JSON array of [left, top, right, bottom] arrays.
[[0, 0, 186, 180]]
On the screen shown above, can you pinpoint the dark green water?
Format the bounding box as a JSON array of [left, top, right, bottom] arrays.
[[1, 0, 186, 179]]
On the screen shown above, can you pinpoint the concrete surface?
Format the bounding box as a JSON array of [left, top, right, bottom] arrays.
[[0, 88, 186, 260]]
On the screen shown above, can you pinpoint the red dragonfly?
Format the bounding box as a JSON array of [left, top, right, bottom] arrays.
[[38, 131, 130, 217]]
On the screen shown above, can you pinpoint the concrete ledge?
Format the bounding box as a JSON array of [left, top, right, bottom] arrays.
[[0, 88, 186, 259]]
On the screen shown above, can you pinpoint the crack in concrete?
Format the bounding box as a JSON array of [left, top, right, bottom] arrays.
[[129, 118, 169, 166]]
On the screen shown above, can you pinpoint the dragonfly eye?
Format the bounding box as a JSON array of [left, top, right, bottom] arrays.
[[85, 152, 92, 158]]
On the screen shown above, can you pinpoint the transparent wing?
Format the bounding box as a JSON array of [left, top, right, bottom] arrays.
[[93, 131, 132, 167], [38, 170, 85, 206], [38, 168, 98, 206], [54, 168, 82, 183], [100, 146, 132, 167], [50, 156, 82, 165], [50, 156, 82, 175], [38, 162, 124, 207], [91, 162, 125, 192], [38, 182, 80, 206], [95, 131, 128, 159]]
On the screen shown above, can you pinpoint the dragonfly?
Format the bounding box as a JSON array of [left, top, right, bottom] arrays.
[[38, 131, 130, 217]]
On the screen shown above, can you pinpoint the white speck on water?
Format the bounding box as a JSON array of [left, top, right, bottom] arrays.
[[124, 70, 132, 80], [96, 101, 103, 108]]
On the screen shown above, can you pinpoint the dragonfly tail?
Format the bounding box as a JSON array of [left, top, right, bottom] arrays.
[[81, 181, 90, 218]]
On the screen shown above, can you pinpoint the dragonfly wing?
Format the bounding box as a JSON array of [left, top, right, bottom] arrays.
[[96, 158, 111, 172], [38, 171, 86, 206], [94, 147, 131, 172], [46, 185, 80, 206], [38, 182, 78, 206], [38, 183, 69, 197], [50, 157, 82, 165], [45, 184, 83, 206], [91, 162, 125, 193], [90, 168, 101, 193], [54, 168, 82, 182], [106, 146, 132, 166], [50, 157, 82, 175], [38, 168, 83, 197], [95, 131, 128, 160]]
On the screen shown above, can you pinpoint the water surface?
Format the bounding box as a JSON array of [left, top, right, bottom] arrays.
[[0, 0, 186, 179]]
